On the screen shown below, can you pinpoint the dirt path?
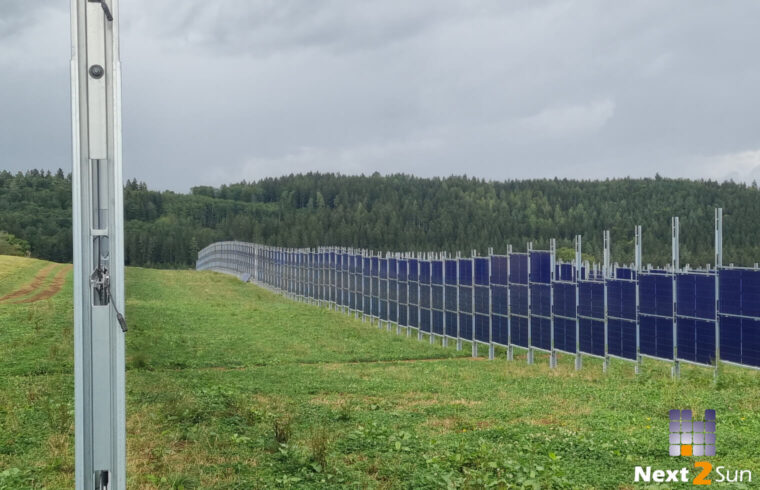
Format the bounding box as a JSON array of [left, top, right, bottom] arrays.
[[12, 265, 73, 304], [0, 263, 60, 303]]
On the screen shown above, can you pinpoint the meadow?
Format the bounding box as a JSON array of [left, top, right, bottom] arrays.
[[0, 256, 759, 489]]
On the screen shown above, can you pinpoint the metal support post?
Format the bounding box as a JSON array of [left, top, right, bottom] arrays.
[[635, 225, 642, 374], [456, 251, 462, 351], [488, 247, 495, 360], [471, 249, 478, 358], [603, 230, 610, 373], [672, 217, 680, 379], [549, 239, 557, 368], [507, 244, 513, 361], [574, 236, 582, 371], [71, 0, 126, 487], [714, 208, 722, 380], [526, 242, 534, 364]]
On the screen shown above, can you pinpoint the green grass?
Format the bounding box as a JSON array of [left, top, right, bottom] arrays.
[[1, 256, 759, 489]]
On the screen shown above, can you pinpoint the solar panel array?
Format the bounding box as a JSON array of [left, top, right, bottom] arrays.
[[197, 241, 760, 373]]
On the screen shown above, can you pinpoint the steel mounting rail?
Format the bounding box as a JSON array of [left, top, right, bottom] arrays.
[[71, 0, 126, 488]]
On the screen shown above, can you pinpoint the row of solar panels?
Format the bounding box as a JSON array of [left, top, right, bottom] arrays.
[[197, 242, 760, 370]]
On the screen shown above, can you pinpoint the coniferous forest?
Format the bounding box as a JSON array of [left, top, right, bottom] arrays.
[[1, 169, 760, 268]]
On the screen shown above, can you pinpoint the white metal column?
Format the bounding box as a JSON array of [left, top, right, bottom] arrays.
[[71, 0, 126, 488]]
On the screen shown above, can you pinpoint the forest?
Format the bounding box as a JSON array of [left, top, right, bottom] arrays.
[[1, 169, 759, 268]]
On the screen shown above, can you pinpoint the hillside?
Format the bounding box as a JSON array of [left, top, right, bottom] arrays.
[[2, 170, 760, 268], [1, 255, 759, 488]]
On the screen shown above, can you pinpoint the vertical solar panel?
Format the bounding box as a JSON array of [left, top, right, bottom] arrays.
[[388, 258, 398, 323], [444, 259, 458, 338], [431, 259, 444, 336], [397, 259, 408, 327], [718, 269, 760, 367], [578, 281, 605, 357], [607, 279, 637, 360], [474, 257, 490, 344], [379, 258, 389, 321], [408, 259, 419, 328], [638, 273, 674, 360], [362, 256, 371, 316], [459, 258, 474, 341], [529, 251, 552, 351], [419, 260, 431, 333], [509, 254, 529, 348], [676, 273, 716, 365], [552, 281, 576, 354], [491, 255, 509, 346]]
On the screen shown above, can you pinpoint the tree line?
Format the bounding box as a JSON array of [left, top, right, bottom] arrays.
[[1, 169, 759, 268]]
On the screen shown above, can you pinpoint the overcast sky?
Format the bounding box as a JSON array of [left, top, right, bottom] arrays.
[[2, 1, 760, 192]]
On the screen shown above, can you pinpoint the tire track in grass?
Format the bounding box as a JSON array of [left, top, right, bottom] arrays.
[[12, 265, 73, 304], [0, 263, 59, 303]]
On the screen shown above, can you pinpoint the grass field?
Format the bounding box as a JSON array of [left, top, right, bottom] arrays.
[[1, 256, 759, 489]]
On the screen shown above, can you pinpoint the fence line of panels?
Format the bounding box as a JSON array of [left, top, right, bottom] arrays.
[[197, 239, 760, 374]]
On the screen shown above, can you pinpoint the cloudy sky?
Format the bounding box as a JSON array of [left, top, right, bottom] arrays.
[[2, 1, 760, 191]]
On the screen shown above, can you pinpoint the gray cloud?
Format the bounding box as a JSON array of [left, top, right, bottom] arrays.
[[2, 1, 760, 191]]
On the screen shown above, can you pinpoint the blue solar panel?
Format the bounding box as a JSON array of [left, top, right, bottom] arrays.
[[579, 318, 604, 356], [433, 311, 444, 335], [380, 300, 388, 320], [445, 311, 457, 337], [459, 286, 472, 312], [511, 285, 529, 317], [511, 315, 529, 348], [719, 316, 760, 367], [445, 260, 458, 285], [420, 285, 431, 308], [420, 308, 431, 332], [398, 282, 408, 304], [409, 282, 419, 305], [639, 316, 672, 360], [432, 260, 444, 284], [529, 251, 551, 284], [719, 269, 760, 318], [445, 285, 457, 311], [677, 318, 715, 365], [554, 317, 576, 353], [474, 258, 489, 286], [553, 283, 576, 318], [420, 261, 431, 284], [615, 268, 634, 280], [491, 256, 508, 285], [380, 258, 388, 279], [388, 258, 397, 279], [398, 304, 408, 326], [509, 254, 528, 285], [558, 263, 574, 281], [475, 314, 490, 343], [492, 315, 509, 345], [608, 280, 636, 320], [459, 313, 473, 339], [578, 282, 604, 319], [677, 274, 716, 320], [491, 285, 508, 316], [474, 286, 489, 315], [408, 259, 419, 281], [607, 318, 636, 360], [408, 305, 419, 327], [530, 284, 551, 317], [531, 317, 551, 350], [459, 259, 473, 286], [639, 274, 673, 317], [432, 285, 444, 310]]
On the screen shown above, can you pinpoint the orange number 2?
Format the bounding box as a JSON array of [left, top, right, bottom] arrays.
[[693, 462, 712, 485]]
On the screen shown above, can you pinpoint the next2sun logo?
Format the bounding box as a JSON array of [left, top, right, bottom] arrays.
[[633, 409, 752, 485]]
